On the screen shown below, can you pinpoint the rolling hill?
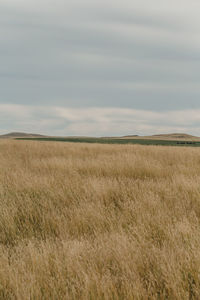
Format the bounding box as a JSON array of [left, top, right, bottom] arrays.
[[0, 132, 47, 139], [121, 133, 200, 141]]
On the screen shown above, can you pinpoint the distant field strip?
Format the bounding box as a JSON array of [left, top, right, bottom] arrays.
[[16, 137, 200, 146]]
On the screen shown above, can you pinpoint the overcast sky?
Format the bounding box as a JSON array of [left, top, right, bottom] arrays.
[[1, 0, 200, 136]]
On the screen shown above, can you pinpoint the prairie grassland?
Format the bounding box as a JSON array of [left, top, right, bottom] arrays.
[[1, 140, 200, 299]]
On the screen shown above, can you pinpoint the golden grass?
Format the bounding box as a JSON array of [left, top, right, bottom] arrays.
[[0, 140, 200, 299]]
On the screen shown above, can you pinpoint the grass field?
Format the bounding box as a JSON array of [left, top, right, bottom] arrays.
[[1, 140, 200, 299], [16, 136, 200, 147]]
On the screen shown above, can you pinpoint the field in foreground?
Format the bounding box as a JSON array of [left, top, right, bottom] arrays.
[[1, 141, 200, 299]]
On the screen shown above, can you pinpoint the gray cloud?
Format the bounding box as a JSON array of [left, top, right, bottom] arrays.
[[1, 104, 200, 137], [1, 0, 200, 134]]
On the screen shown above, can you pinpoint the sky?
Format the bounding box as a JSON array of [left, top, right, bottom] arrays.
[[1, 0, 200, 136]]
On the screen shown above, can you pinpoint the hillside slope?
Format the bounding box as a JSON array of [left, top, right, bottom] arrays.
[[121, 133, 200, 141], [0, 132, 47, 138]]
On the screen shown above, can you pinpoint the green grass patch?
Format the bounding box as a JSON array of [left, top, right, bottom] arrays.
[[16, 137, 200, 147]]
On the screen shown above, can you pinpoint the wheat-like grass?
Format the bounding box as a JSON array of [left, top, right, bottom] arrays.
[[0, 140, 200, 299]]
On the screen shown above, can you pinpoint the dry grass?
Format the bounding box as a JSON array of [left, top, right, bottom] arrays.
[[0, 140, 200, 299]]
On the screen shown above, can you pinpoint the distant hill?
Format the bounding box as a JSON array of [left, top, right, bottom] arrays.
[[120, 133, 200, 141], [150, 133, 199, 140], [0, 132, 47, 139], [1, 132, 200, 142], [122, 135, 139, 138]]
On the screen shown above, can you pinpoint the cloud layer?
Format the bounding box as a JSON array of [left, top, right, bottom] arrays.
[[1, 0, 200, 134], [1, 104, 200, 137]]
